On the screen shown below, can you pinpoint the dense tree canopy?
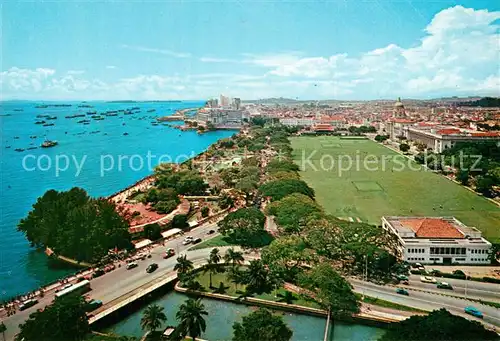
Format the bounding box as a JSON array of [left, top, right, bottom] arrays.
[[218, 208, 270, 247], [266, 193, 323, 233], [18, 188, 132, 263], [298, 263, 360, 318], [379, 308, 499, 341], [259, 179, 315, 201], [155, 165, 208, 196], [16, 295, 89, 341], [232, 309, 293, 341], [265, 159, 300, 174], [261, 235, 314, 281]]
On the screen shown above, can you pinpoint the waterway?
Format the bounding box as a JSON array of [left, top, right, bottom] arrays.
[[0, 100, 234, 300], [108, 292, 385, 341]]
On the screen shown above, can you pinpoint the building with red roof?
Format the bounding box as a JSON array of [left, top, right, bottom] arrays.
[[382, 216, 491, 265]]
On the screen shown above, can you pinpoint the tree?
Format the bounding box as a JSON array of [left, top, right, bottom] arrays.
[[15, 295, 89, 341], [265, 159, 300, 174], [262, 235, 314, 282], [140, 304, 167, 333], [176, 298, 209, 341], [456, 170, 470, 186], [154, 200, 179, 214], [374, 135, 389, 143], [298, 263, 360, 318], [174, 255, 194, 274], [227, 266, 245, 291], [201, 206, 210, 218], [218, 208, 268, 248], [232, 309, 293, 341], [242, 260, 275, 295], [266, 193, 323, 234], [379, 308, 499, 341], [276, 291, 297, 305], [0, 322, 6, 341], [172, 214, 189, 230], [205, 248, 222, 288], [259, 179, 315, 201], [224, 248, 244, 268], [476, 175, 495, 197], [399, 143, 410, 153], [143, 223, 162, 241], [17, 188, 132, 263]]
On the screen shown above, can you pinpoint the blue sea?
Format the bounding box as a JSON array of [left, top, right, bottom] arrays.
[[0, 100, 234, 300]]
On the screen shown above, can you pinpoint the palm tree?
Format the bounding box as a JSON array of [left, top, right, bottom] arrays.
[[277, 291, 296, 305], [205, 248, 221, 288], [227, 266, 245, 291], [140, 304, 167, 334], [245, 260, 273, 295], [176, 298, 208, 341], [0, 322, 6, 341], [224, 248, 244, 268], [174, 254, 194, 274]]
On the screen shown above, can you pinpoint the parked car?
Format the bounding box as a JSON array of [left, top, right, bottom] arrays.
[[146, 263, 158, 273], [396, 274, 409, 281], [207, 229, 215, 235], [163, 248, 175, 259], [396, 288, 409, 296], [85, 299, 103, 312], [400, 280, 409, 285], [437, 282, 453, 290], [464, 306, 483, 318], [126, 262, 138, 270], [182, 236, 193, 245], [93, 269, 105, 278], [56, 283, 73, 293], [192, 238, 202, 244], [420, 276, 437, 283]]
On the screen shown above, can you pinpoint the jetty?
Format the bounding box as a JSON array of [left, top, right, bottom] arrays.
[[157, 107, 198, 122]]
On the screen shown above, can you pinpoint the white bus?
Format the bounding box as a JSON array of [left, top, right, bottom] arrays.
[[54, 280, 91, 299]]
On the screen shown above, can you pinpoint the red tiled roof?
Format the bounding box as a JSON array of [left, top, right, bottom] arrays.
[[437, 128, 461, 135], [400, 218, 464, 239], [313, 123, 333, 131], [392, 119, 414, 123], [471, 132, 500, 137]]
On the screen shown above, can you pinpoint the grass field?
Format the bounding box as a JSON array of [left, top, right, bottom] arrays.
[[291, 136, 500, 243]]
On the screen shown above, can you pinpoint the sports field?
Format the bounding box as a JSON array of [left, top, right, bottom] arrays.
[[291, 136, 500, 243]]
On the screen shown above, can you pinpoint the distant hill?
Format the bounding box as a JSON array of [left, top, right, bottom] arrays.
[[243, 97, 300, 104], [461, 97, 500, 107]]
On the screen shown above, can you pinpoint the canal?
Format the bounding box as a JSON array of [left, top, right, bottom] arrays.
[[107, 292, 385, 341]]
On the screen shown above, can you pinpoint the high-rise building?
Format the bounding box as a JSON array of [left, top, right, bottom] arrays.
[[232, 97, 241, 110], [220, 94, 230, 107]]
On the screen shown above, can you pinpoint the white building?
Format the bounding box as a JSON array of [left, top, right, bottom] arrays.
[[279, 117, 316, 126], [382, 216, 491, 265]]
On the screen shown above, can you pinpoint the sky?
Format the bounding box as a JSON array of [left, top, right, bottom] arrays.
[[1, 0, 499, 100]]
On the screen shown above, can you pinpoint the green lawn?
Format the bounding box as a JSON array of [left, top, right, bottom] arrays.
[[192, 268, 322, 309], [355, 294, 427, 313], [291, 136, 500, 243], [188, 235, 235, 251]]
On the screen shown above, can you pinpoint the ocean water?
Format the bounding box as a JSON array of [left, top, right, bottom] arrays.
[[0, 100, 234, 300]]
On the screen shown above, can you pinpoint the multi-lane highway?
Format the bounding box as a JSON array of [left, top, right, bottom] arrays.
[[2, 224, 499, 340]]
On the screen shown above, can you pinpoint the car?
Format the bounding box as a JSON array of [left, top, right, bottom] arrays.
[[85, 299, 103, 312], [192, 238, 202, 244], [207, 229, 215, 235], [396, 274, 409, 281], [56, 283, 73, 292], [182, 236, 194, 245], [163, 248, 175, 259], [126, 262, 138, 270], [93, 269, 105, 278], [400, 280, 409, 285], [464, 306, 483, 318], [420, 276, 437, 283], [146, 263, 158, 273], [396, 288, 409, 296], [437, 282, 453, 290]]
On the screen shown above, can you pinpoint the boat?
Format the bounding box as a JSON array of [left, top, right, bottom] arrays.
[[92, 116, 105, 121], [27, 147, 38, 150], [41, 140, 58, 148], [5, 146, 11, 149], [13, 109, 23, 112], [30, 135, 37, 139], [123, 132, 129, 136], [46, 116, 58, 120], [14, 148, 25, 152], [77, 119, 90, 124], [147, 109, 156, 112], [42, 123, 55, 127], [35, 120, 46, 125]]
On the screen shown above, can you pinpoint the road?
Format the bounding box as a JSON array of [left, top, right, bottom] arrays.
[[351, 278, 500, 330], [1, 222, 223, 341], [396, 275, 500, 302]]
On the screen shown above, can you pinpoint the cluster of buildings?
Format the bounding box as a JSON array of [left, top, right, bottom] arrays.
[[382, 216, 492, 265], [197, 94, 246, 127]]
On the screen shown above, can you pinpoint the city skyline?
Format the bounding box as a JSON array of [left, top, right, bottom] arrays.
[[1, 1, 499, 100]]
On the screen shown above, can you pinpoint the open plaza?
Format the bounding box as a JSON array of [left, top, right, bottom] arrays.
[[291, 136, 500, 244]]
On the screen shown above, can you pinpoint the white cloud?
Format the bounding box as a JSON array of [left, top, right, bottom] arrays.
[[199, 57, 240, 63], [121, 44, 191, 58], [106, 65, 117, 69]]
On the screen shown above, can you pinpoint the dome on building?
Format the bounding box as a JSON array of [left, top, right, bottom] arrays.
[[394, 97, 404, 108]]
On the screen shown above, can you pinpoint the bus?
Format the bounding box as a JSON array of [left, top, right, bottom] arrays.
[[18, 299, 38, 311], [54, 280, 91, 299]]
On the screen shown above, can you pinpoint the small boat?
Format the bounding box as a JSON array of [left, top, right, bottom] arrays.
[[14, 148, 25, 152], [27, 147, 38, 150], [123, 132, 129, 136], [30, 135, 37, 139], [35, 121, 46, 125], [42, 123, 55, 127], [13, 109, 24, 112], [46, 116, 57, 120], [77, 119, 90, 124], [41, 140, 58, 148], [14, 136, 19, 139], [5, 146, 11, 149], [147, 109, 156, 112]]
